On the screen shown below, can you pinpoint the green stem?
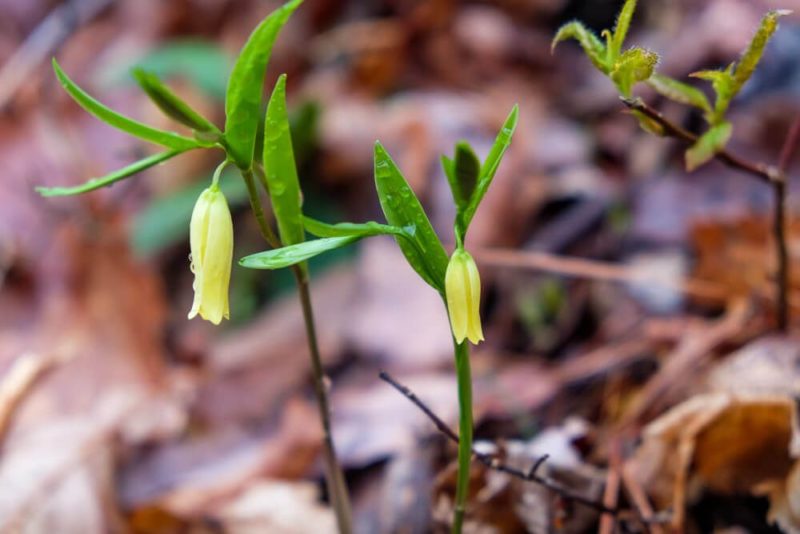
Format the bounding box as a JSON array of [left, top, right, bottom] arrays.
[[240, 166, 353, 533], [241, 168, 281, 249], [452, 339, 473, 533], [293, 268, 354, 534]]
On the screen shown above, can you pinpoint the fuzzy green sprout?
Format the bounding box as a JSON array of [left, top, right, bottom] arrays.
[[553, 0, 794, 332], [553, 0, 790, 170], [242, 107, 519, 531], [36, 1, 354, 531]]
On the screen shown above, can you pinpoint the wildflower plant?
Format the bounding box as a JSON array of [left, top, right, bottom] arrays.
[[241, 108, 519, 531], [36, 1, 354, 531], [553, 0, 794, 330]]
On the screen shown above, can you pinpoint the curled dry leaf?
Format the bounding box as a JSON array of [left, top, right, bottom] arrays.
[[632, 337, 800, 530]]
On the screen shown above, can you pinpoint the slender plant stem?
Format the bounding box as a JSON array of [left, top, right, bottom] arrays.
[[240, 167, 353, 533], [293, 268, 354, 534], [452, 339, 473, 533], [241, 168, 281, 249], [774, 178, 789, 331], [776, 116, 800, 331], [621, 97, 792, 330], [622, 98, 778, 183]]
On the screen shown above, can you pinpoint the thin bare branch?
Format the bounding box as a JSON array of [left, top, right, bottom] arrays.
[[378, 371, 621, 516], [621, 97, 791, 330], [621, 98, 780, 184]]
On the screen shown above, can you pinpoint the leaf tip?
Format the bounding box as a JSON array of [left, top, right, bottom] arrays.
[[35, 186, 55, 197]]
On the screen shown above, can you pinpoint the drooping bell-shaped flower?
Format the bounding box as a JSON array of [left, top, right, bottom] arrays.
[[188, 185, 233, 325], [445, 248, 484, 344]]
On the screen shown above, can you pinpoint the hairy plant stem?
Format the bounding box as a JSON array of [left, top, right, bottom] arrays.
[[241, 167, 353, 533], [622, 98, 791, 331], [452, 339, 473, 533]]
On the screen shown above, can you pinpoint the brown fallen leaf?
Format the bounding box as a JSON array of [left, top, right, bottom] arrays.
[[632, 337, 800, 529]]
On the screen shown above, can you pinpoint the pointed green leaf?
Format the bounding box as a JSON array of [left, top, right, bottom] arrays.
[[132, 68, 221, 135], [647, 74, 711, 115], [303, 217, 404, 239], [610, 46, 658, 97], [240, 236, 359, 270], [685, 121, 733, 171], [552, 21, 608, 73], [264, 74, 305, 250], [691, 68, 735, 124], [441, 154, 455, 186], [374, 142, 449, 291], [733, 9, 789, 93], [611, 0, 637, 60], [224, 0, 303, 169], [453, 142, 480, 207], [52, 59, 201, 150], [463, 105, 519, 228], [36, 149, 185, 197]]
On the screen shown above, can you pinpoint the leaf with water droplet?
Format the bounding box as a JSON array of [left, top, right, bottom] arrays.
[[374, 142, 448, 292], [240, 236, 359, 269], [263, 74, 305, 257]]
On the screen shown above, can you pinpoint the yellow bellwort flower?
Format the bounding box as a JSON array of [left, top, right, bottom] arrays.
[[188, 185, 233, 325], [445, 248, 484, 344]]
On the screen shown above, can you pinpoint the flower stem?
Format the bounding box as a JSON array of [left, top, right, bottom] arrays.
[[292, 267, 354, 534], [241, 168, 281, 249], [452, 339, 472, 533], [240, 167, 353, 533]]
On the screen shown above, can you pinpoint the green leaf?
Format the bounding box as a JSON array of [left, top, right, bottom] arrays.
[[453, 142, 480, 207], [685, 121, 732, 171], [288, 100, 321, 164], [733, 9, 789, 93], [303, 217, 404, 239], [224, 0, 303, 169], [463, 105, 519, 229], [132, 68, 221, 134], [552, 21, 608, 73], [240, 236, 359, 270], [691, 68, 735, 124], [36, 149, 185, 197], [52, 59, 202, 151], [647, 74, 711, 115], [264, 74, 305, 250], [121, 40, 231, 100], [611, 0, 637, 60], [610, 46, 658, 97], [374, 142, 449, 291]]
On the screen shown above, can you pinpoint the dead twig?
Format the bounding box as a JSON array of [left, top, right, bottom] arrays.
[[599, 440, 622, 534], [378, 371, 620, 516], [622, 461, 666, 534], [621, 299, 751, 426], [475, 247, 727, 303], [0, 351, 71, 443]]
